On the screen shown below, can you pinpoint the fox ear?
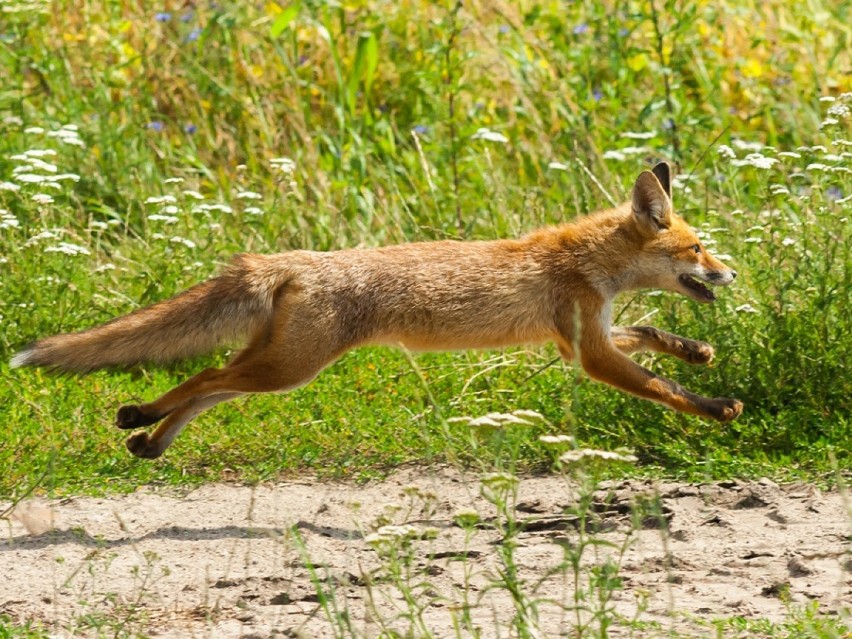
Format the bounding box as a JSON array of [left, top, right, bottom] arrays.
[[651, 161, 672, 198], [632, 170, 672, 236]]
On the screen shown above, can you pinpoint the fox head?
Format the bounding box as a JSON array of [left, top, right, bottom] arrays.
[[629, 162, 737, 303]]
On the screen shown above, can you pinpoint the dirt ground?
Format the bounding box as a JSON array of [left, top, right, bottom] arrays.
[[1, 467, 850, 638]]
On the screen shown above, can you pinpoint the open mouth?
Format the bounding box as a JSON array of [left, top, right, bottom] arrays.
[[678, 274, 717, 302]]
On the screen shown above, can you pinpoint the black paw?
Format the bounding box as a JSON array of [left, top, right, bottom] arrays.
[[683, 341, 715, 365], [710, 398, 743, 422], [126, 432, 165, 459], [116, 405, 162, 430]]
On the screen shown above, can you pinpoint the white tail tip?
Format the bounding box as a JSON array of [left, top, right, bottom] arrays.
[[10, 350, 32, 368]]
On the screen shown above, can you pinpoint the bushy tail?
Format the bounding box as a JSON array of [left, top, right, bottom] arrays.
[[10, 254, 290, 373]]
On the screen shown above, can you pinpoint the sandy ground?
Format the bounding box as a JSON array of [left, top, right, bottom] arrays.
[[1, 468, 850, 638]]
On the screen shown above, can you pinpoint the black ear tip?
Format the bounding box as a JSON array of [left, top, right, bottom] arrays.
[[650, 161, 672, 197], [652, 161, 670, 176]]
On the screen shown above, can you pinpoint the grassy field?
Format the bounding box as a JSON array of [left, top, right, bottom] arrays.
[[1, 1, 850, 636], [1, 0, 850, 494]]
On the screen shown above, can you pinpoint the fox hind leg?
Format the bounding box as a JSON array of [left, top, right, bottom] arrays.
[[125, 392, 241, 458], [119, 315, 347, 458]]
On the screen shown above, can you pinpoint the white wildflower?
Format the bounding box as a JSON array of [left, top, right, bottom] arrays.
[[12, 165, 34, 174], [93, 263, 116, 272], [819, 96, 836, 103], [25, 230, 59, 246], [744, 237, 763, 243], [777, 151, 801, 159], [169, 236, 196, 249], [782, 237, 796, 246], [731, 153, 778, 169], [820, 118, 839, 128], [732, 139, 763, 151], [452, 509, 481, 527], [621, 146, 652, 155], [806, 163, 828, 172], [0, 181, 21, 192], [832, 139, 852, 148], [164, 177, 185, 184], [539, 434, 575, 445], [44, 242, 90, 256], [147, 214, 179, 224], [512, 409, 545, 420], [22, 149, 57, 158], [31, 193, 54, 204], [24, 126, 45, 134], [160, 205, 179, 215], [182, 190, 204, 200], [769, 184, 789, 195], [27, 158, 57, 173], [471, 127, 509, 144], [193, 203, 233, 214], [620, 131, 656, 139], [50, 173, 81, 182], [244, 207, 264, 215], [827, 103, 850, 118], [548, 161, 570, 171], [0, 211, 20, 230], [603, 150, 626, 161], [235, 190, 263, 200], [735, 304, 758, 314], [89, 221, 108, 230], [717, 145, 737, 159], [270, 157, 296, 174], [145, 195, 177, 205], [559, 448, 638, 465], [3, 115, 23, 125]]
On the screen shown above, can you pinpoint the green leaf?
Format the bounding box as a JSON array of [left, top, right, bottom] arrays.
[[347, 31, 378, 112], [269, 2, 300, 39]]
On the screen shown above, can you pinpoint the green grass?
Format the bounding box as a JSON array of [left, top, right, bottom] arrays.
[[0, 0, 850, 499]]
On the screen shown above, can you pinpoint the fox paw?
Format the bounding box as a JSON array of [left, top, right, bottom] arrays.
[[126, 432, 165, 459], [712, 398, 743, 422], [116, 405, 162, 430], [683, 341, 715, 365]]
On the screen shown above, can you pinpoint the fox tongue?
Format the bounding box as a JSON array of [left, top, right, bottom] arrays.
[[679, 274, 716, 302]]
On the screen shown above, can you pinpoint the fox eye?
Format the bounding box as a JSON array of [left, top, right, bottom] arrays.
[[691, 244, 701, 254]]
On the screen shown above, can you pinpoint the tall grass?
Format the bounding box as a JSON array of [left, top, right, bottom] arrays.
[[0, 0, 850, 495]]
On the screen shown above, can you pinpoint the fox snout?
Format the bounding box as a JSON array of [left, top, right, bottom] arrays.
[[678, 262, 736, 303], [708, 268, 737, 284]]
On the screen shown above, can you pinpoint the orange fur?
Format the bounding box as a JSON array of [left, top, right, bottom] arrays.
[[12, 163, 742, 459]]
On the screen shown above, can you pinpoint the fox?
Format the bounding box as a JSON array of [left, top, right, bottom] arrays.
[[11, 162, 742, 459]]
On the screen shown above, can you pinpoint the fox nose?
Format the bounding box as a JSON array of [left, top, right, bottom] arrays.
[[731, 270, 737, 279]]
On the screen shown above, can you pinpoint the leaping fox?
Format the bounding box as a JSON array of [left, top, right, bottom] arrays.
[[12, 162, 742, 459]]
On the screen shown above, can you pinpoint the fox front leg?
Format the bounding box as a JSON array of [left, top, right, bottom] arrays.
[[610, 326, 715, 365]]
